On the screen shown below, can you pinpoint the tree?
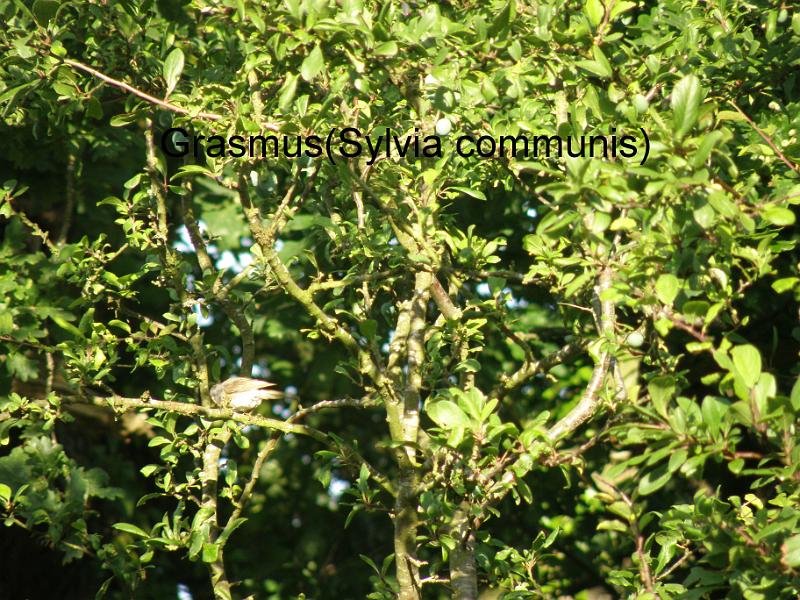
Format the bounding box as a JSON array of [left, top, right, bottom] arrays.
[[1, 1, 800, 598]]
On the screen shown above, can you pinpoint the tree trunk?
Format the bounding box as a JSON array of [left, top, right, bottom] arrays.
[[394, 468, 421, 600], [201, 436, 234, 600], [449, 507, 478, 600]]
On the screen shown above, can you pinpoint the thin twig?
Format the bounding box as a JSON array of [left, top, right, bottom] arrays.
[[57, 149, 77, 245], [492, 339, 587, 398], [593, 0, 617, 45], [291, 397, 378, 421], [63, 59, 228, 122], [307, 270, 399, 294], [596, 475, 654, 592], [729, 100, 799, 174], [4, 198, 57, 252], [656, 546, 693, 581]]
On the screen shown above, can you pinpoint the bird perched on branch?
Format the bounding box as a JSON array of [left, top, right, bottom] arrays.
[[210, 377, 283, 412]]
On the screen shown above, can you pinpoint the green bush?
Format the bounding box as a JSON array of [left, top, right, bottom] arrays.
[[1, 1, 799, 598]]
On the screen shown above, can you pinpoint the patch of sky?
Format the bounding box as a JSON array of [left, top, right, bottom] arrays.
[[177, 583, 193, 600], [328, 477, 350, 503]]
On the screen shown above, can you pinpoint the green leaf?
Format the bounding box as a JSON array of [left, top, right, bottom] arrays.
[[576, 58, 612, 79], [701, 396, 729, 438], [671, 74, 703, 139], [426, 400, 470, 429], [668, 448, 687, 473], [171, 165, 216, 181], [50, 315, 83, 338], [450, 186, 486, 201], [487, 0, 516, 37], [201, 543, 219, 563], [359, 553, 381, 575], [374, 41, 398, 57], [648, 376, 675, 416], [108, 320, 131, 334], [762, 206, 795, 226], [163, 48, 185, 97], [655, 274, 680, 305], [79, 307, 95, 335], [783, 534, 800, 567], [0, 483, 11, 503], [731, 344, 761, 388], [772, 277, 798, 293], [728, 457, 744, 474], [6, 353, 38, 381], [0, 311, 13, 335], [278, 73, 298, 112], [301, 46, 324, 81], [597, 519, 628, 532], [0, 81, 37, 106], [611, 1, 636, 18], [638, 465, 672, 495], [140, 464, 159, 477], [455, 358, 481, 373], [113, 522, 149, 537], [790, 376, 800, 411], [584, 0, 604, 27], [32, 0, 59, 24], [109, 112, 142, 128], [591, 46, 613, 77], [358, 319, 377, 339], [691, 130, 723, 167]]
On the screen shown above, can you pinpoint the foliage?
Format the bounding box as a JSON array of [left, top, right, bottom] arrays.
[[1, 0, 800, 599]]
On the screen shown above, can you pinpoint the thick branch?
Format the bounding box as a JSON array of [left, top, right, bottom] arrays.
[[547, 267, 615, 442], [82, 394, 326, 441], [481, 268, 617, 507]]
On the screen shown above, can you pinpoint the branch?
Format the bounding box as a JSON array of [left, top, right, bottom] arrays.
[[222, 433, 281, 541], [492, 339, 587, 399], [200, 434, 232, 599], [62, 58, 234, 124], [602, 476, 654, 592], [656, 545, 693, 581], [547, 267, 615, 442], [3, 197, 57, 253], [429, 277, 462, 321], [383, 272, 432, 600], [57, 149, 78, 245], [307, 270, 400, 294], [448, 504, 478, 600], [180, 190, 256, 374], [479, 268, 617, 509], [145, 118, 212, 407], [236, 172, 362, 355], [290, 396, 379, 421], [658, 307, 708, 342], [79, 393, 326, 441], [220, 394, 392, 542], [593, 0, 617, 46], [729, 100, 800, 174]]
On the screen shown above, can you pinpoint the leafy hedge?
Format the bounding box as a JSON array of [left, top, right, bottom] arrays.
[[1, 1, 799, 599]]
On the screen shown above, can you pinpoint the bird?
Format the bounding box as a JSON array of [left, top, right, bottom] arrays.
[[209, 377, 283, 412]]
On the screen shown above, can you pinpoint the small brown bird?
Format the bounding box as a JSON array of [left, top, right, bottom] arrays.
[[210, 377, 283, 412]]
